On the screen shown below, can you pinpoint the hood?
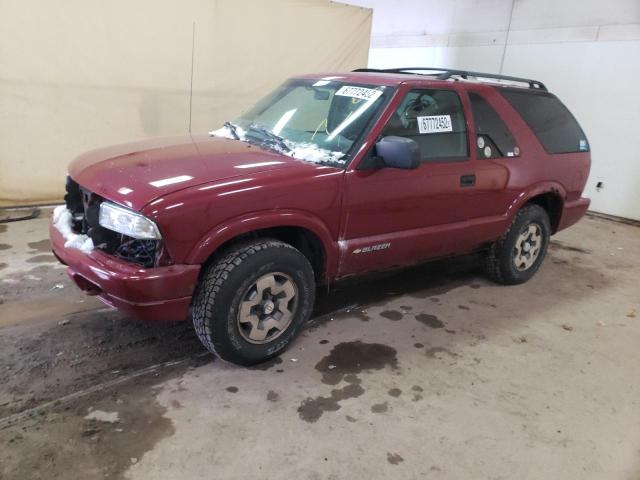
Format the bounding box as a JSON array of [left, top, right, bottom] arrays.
[[69, 134, 300, 210]]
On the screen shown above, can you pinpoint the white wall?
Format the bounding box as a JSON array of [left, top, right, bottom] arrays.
[[344, 0, 640, 221]]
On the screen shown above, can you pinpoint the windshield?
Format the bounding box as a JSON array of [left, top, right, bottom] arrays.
[[209, 79, 391, 166]]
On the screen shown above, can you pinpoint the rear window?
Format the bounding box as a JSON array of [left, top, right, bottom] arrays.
[[469, 93, 518, 159], [501, 89, 589, 154]]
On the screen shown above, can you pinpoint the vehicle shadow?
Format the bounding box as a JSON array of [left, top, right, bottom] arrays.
[[0, 244, 613, 417], [0, 254, 483, 416], [307, 243, 615, 352], [312, 253, 485, 321]]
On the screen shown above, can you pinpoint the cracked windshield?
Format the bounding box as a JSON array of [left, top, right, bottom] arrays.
[[210, 79, 390, 166]]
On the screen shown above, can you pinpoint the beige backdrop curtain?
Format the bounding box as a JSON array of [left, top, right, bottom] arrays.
[[0, 0, 372, 204]]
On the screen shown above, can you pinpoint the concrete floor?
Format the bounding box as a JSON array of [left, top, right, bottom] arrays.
[[0, 209, 639, 480]]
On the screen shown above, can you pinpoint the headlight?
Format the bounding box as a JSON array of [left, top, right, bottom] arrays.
[[98, 202, 161, 240]]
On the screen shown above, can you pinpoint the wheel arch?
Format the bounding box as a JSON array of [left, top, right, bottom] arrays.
[[509, 183, 566, 234], [526, 192, 564, 233], [186, 210, 337, 282]]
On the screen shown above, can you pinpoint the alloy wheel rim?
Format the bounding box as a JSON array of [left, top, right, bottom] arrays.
[[513, 223, 543, 271], [237, 272, 298, 344]]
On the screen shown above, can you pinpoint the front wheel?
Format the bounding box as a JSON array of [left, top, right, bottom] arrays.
[[484, 204, 551, 285], [192, 239, 315, 365]]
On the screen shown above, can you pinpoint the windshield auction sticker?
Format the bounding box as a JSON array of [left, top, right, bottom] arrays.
[[417, 115, 453, 134], [335, 86, 383, 101]]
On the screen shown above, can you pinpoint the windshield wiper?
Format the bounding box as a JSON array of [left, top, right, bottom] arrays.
[[247, 124, 292, 154], [224, 121, 241, 140]]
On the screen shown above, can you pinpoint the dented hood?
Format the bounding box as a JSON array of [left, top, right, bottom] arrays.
[[69, 134, 298, 211]]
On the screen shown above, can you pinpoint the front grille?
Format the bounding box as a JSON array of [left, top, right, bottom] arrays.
[[64, 177, 161, 268]]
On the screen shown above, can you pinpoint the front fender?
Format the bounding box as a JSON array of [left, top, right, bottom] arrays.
[[185, 209, 339, 278]]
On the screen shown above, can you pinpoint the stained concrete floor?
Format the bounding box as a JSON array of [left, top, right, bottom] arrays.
[[0, 209, 639, 480]]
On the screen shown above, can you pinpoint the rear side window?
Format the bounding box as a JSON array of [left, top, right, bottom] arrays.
[[469, 93, 518, 159], [501, 90, 589, 154], [381, 89, 468, 162]]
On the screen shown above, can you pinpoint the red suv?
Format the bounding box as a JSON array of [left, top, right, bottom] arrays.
[[51, 67, 591, 365]]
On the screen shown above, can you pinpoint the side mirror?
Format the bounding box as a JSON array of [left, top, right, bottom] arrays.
[[375, 136, 420, 169]]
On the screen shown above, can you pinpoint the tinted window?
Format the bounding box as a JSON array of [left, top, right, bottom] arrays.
[[381, 89, 468, 162], [469, 93, 518, 159], [501, 89, 589, 154]]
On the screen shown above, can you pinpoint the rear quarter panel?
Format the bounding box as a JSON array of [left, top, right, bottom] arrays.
[[471, 84, 591, 222]]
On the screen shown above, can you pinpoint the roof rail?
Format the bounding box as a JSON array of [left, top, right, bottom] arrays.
[[352, 67, 547, 91]]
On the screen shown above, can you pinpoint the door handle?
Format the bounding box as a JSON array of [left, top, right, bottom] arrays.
[[460, 174, 476, 187]]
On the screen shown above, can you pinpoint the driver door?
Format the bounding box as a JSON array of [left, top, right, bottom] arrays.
[[338, 86, 481, 276]]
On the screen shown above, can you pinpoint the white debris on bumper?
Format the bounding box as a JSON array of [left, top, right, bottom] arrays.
[[53, 205, 94, 253]]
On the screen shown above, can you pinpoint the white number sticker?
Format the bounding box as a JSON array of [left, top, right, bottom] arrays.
[[417, 115, 453, 134], [335, 86, 382, 101]]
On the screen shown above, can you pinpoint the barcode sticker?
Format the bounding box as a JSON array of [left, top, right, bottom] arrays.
[[335, 86, 382, 101], [417, 115, 453, 134]]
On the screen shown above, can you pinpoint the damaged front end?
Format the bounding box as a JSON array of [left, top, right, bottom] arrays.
[[62, 177, 167, 268]]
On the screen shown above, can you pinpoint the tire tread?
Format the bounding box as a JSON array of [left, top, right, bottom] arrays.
[[192, 239, 298, 361], [483, 204, 549, 285]]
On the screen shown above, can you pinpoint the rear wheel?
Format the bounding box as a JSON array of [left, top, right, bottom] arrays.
[[484, 204, 551, 285], [192, 239, 315, 365]]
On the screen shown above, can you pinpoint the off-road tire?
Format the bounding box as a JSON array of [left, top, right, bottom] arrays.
[[484, 204, 551, 285], [192, 239, 315, 366]]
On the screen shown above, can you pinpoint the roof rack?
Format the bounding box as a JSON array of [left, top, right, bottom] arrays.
[[352, 67, 547, 91]]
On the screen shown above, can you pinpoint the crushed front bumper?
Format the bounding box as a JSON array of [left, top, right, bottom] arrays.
[[50, 221, 200, 321]]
